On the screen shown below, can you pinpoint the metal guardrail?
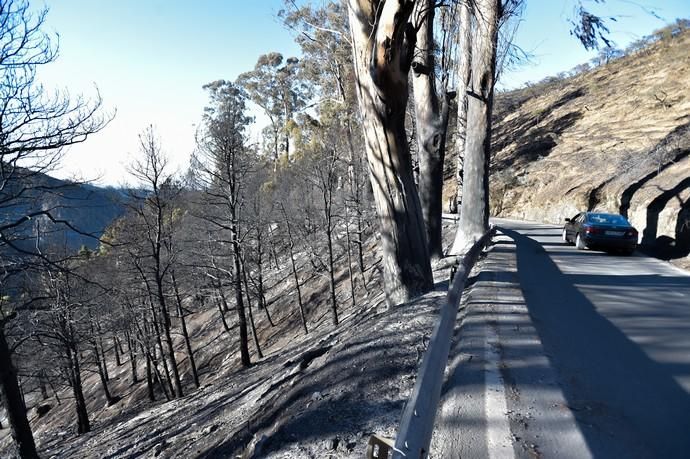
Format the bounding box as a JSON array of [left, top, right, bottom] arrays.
[[368, 227, 495, 459]]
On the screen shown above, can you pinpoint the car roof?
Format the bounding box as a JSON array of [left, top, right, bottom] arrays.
[[586, 212, 623, 217]]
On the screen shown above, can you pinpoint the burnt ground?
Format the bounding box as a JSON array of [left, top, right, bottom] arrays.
[[1, 220, 460, 459]]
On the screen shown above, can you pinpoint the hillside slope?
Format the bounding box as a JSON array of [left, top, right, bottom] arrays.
[[1, 171, 126, 251], [0, 214, 457, 458], [461, 27, 690, 262]]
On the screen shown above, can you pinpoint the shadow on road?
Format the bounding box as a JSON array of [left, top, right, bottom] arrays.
[[500, 227, 690, 458]]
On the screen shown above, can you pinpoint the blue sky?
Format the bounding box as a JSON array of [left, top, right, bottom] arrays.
[[501, 0, 688, 89], [41, 0, 299, 185], [37, 0, 687, 185]]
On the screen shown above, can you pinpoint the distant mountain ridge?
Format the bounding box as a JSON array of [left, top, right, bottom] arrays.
[[2, 170, 128, 252]]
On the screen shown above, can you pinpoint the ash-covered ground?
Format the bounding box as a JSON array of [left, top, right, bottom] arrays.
[[1, 220, 460, 459]]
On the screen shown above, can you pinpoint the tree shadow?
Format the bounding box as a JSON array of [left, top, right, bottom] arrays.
[[587, 177, 616, 210], [638, 187, 690, 261], [618, 121, 690, 218], [501, 227, 690, 457], [196, 293, 446, 458], [641, 177, 690, 249]]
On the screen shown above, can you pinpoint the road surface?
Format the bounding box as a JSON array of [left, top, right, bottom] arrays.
[[431, 219, 690, 458]]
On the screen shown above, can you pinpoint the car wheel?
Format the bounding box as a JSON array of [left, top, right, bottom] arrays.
[[575, 233, 586, 250], [622, 248, 635, 256], [562, 228, 570, 244]]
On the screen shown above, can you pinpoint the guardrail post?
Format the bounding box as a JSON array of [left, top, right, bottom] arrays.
[[367, 435, 394, 459]]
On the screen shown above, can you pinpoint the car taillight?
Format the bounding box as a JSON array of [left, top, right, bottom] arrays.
[[625, 228, 638, 238], [585, 226, 603, 235]]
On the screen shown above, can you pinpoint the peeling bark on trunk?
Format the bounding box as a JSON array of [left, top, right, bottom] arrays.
[[411, 0, 453, 260], [452, 0, 500, 251], [347, 0, 433, 306], [451, 0, 473, 215]]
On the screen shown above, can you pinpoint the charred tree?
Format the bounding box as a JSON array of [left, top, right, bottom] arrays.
[[0, 323, 38, 459], [171, 270, 199, 388]]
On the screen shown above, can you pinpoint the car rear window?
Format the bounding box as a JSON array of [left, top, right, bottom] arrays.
[[587, 213, 629, 225]]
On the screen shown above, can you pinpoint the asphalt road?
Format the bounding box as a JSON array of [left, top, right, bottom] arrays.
[[431, 219, 690, 458]]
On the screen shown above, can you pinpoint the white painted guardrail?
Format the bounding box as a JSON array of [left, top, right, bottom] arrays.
[[367, 227, 496, 459]]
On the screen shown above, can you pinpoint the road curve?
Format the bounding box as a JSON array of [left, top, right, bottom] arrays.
[[431, 218, 690, 458]]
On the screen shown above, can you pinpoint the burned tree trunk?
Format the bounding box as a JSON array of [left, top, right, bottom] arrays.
[[145, 350, 155, 401], [0, 326, 39, 458], [254, 234, 274, 327], [171, 271, 199, 388], [241, 259, 263, 359], [325, 218, 339, 326], [154, 272, 184, 398], [281, 206, 308, 335], [125, 330, 138, 385], [113, 336, 122, 366], [65, 344, 90, 434], [92, 339, 115, 405], [232, 227, 251, 368], [348, 0, 433, 306]]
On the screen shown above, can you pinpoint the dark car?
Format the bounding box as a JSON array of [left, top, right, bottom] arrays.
[[562, 212, 638, 254]]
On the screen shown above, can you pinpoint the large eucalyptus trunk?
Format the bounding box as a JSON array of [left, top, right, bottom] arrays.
[[450, 0, 473, 215], [411, 0, 453, 260], [451, 0, 499, 253], [347, 0, 433, 306], [0, 326, 39, 459]]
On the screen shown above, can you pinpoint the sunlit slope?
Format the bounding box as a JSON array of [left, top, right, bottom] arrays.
[[455, 27, 690, 257]]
